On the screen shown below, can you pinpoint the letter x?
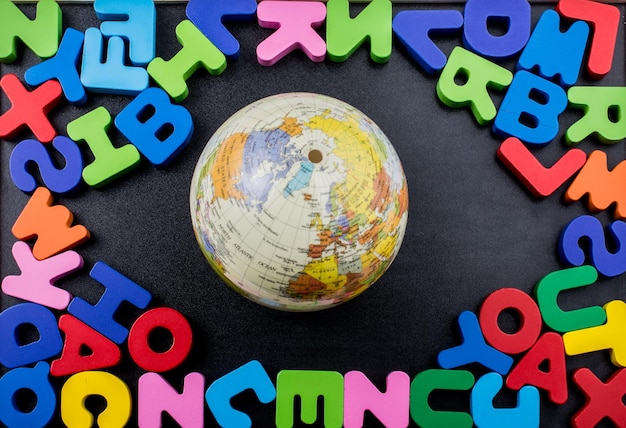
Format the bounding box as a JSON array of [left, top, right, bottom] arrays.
[[572, 367, 626, 427], [0, 73, 62, 143]]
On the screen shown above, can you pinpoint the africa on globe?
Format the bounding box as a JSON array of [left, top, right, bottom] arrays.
[[190, 92, 409, 311]]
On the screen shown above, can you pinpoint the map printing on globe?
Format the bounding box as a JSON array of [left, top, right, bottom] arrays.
[[190, 92, 409, 311]]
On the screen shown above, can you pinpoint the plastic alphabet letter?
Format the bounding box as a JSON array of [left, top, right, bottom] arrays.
[[67, 106, 141, 188], [326, 0, 392, 63], [0, 73, 62, 143], [478, 287, 542, 355], [206, 360, 276, 428], [566, 86, 626, 145], [392, 10, 464, 75], [51, 314, 122, 377], [275, 370, 344, 428], [471, 373, 540, 428], [2, 241, 83, 310], [571, 367, 626, 427], [147, 20, 227, 102], [493, 70, 568, 145], [505, 332, 568, 404], [563, 300, 626, 367], [559, 215, 626, 277], [0, 302, 62, 368], [437, 311, 514, 375], [565, 150, 626, 219], [115, 87, 194, 167], [95, 0, 156, 66], [0, 0, 61, 62], [517, 9, 589, 87], [256, 1, 327, 66], [80, 27, 149, 95], [344, 371, 410, 428], [496, 137, 586, 198], [12, 187, 90, 260], [0, 362, 56, 428], [128, 307, 193, 372], [10, 136, 84, 194], [185, 0, 257, 60], [139, 372, 206, 428], [24, 28, 87, 105], [534, 266, 606, 333], [68, 261, 152, 345], [61, 371, 132, 428], [463, 0, 530, 59], [436, 46, 513, 125], [410, 369, 475, 428], [557, 0, 620, 79]]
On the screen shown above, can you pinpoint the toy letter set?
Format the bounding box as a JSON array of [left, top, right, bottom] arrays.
[[1, 0, 626, 426]]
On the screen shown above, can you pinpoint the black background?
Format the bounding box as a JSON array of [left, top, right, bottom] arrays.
[[1, 2, 626, 427]]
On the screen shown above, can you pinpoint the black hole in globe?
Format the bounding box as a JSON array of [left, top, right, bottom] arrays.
[[308, 149, 323, 164]]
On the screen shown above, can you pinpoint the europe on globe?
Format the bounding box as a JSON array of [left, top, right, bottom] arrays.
[[190, 92, 409, 311]]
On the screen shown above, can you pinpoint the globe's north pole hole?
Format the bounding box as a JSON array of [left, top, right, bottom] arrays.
[[308, 149, 323, 164]]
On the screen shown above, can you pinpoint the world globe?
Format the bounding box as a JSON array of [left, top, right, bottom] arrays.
[[190, 92, 409, 311]]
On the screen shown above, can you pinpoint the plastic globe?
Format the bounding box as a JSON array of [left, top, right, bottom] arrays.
[[190, 93, 409, 311]]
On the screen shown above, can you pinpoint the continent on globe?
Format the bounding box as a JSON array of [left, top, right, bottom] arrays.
[[190, 92, 408, 311]]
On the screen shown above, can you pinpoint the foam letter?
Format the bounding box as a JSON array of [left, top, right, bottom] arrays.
[[572, 367, 626, 427], [496, 137, 586, 198], [67, 106, 141, 188], [24, 28, 87, 105], [10, 136, 84, 194], [206, 360, 276, 428], [12, 187, 90, 260], [185, 0, 257, 60], [0, 362, 56, 428], [68, 261, 152, 344], [0, 303, 62, 368], [139, 372, 205, 428], [344, 371, 410, 428], [493, 70, 568, 145], [410, 369, 474, 428], [506, 332, 568, 404], [392, 10, 463, 75], [517, 9, 588, 87], [51, 314, 121, 377], [479, 288, 542, 355], [275, 370, 343, 428], [559, 215, 626, 277], [567, 86, 626, 145], [565, 150, 626, 218], [256, 1, 326, 66], [0, 0, 61, 62], [61, 371, 131, 428], [115, 87, 194, 167], [437, 46, 512, 125], [534, 266, 606, 333], [437, 311, 514, 375], [471, 373, 540, 428], [2, 241, 83, 310], [563, 300, 626, 367], [128, 307, 193, 372], [326, 0, 392, 63], [0, 73, 62, 143], [147, 20, 226, 102], [463, 0, 530, 59], [80, 27, 148, 95], [95, 0, 156, 66], [557, 0, 620, 79]]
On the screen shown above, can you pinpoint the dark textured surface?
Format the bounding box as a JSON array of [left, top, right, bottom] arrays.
[[1, 3, 625, 427]]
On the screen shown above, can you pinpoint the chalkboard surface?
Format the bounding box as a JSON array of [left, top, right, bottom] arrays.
[[1, 3, 625, 427]]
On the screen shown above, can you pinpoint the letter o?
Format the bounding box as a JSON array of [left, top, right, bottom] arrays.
[[128, 307, 193, 372], [478, 288, 542, 354]]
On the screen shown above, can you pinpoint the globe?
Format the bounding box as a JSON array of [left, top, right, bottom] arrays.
[[190, 92, 409, 311]]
